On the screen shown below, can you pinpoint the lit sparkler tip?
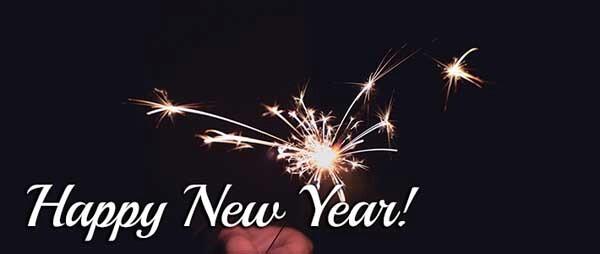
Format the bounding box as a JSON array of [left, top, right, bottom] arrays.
[[310, 144, 340, 170]]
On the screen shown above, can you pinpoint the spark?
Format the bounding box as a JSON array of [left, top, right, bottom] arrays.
[[128, 89, 200, 127], [131, 51, 415, 201], [433, 48, 484, 111]]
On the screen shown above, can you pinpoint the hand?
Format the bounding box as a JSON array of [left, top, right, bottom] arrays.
[[218, 226, 313, 254]]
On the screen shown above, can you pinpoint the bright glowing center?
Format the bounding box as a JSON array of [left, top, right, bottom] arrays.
[[161, 105, 183, 115], [311, 145, 338, 170], [447, 64, 463, 78]]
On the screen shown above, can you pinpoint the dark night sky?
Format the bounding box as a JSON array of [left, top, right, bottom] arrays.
[[12, 0, 596, 253]]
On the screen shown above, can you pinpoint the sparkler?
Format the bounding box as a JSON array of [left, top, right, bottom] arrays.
[[433, 48, 484, 111], [131, 51, 415, 201]]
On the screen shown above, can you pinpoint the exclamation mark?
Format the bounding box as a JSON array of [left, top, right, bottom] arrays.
[[398, 187, 419, 227]]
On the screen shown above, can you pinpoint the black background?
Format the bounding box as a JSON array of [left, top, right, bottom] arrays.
[[13, 0, 595, 253]]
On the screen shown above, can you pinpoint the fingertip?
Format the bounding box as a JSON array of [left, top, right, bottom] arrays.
[[223, 235, 258, 254]]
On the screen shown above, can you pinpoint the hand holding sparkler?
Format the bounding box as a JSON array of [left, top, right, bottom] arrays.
[[219, 226, 312, 254]]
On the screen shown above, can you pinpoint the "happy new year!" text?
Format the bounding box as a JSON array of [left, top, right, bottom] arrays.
[[26, 184, 419, 241]]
